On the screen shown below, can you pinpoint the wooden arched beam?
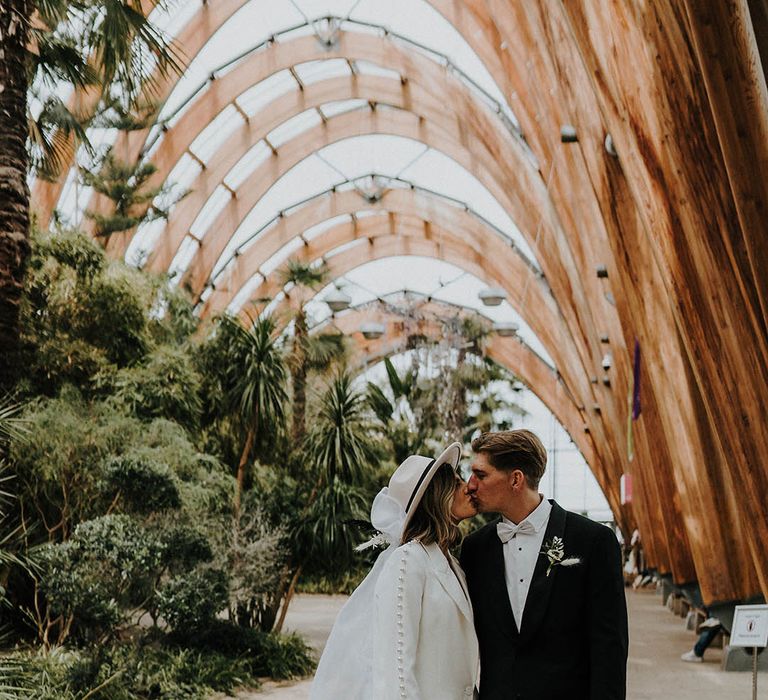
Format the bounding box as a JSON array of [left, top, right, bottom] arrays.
[[199, 187, 545, 320], [423, 0, 703, 587], [164, 103, 635, 507], [457, 0, 766, 602], [113, 30, 617, 451], [329, 304, 598, 477], [153, 97, 609, 433], [91, 29, 523, 255], [115, 29, 531, 262], [227, 209, 583, 445], [30, 0, 250, 227], [60, 28, 634, 547], [245, 233, 627, 529]]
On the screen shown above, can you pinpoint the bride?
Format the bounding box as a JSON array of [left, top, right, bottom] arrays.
[[311, 442, 479, 700]]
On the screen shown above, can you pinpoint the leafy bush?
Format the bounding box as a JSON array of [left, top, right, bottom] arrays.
[[36, 515, 164, 641], [102, 454, 181, 514], [171, 620, 315, 679], [97, 346, 203, 431], [1, 642, 257, 699], [160, 526, 213, 574], [156, 568, 228, 632], [218, 498, 289, 631]]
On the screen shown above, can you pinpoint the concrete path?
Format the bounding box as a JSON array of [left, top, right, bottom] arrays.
[[224, 588, 761, 700]]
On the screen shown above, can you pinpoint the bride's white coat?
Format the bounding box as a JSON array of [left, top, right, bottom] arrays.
[[372, 540, 479, 700]]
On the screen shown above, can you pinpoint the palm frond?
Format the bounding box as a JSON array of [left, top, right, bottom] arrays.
[[280, 260, 330, 290], [28, 30, 100, 88], [383, 357, 407, 399], [27, 96, 92, 181]]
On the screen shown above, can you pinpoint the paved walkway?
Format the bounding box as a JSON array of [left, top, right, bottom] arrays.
[[224, 588, 761, 699]]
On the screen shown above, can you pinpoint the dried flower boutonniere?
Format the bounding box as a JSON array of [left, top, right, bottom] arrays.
[[541, 536, 582, 576]]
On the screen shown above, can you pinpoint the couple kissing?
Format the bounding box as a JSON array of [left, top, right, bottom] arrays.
[[312, 429, 628, 700]]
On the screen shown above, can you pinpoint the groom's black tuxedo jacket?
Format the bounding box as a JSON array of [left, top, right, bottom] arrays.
[[460, 501, 628, 700]]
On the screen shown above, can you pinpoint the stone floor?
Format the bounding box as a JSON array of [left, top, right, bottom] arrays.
[[223, 588, 762, 699]]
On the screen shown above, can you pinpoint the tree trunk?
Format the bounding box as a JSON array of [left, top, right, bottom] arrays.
[[0, 0, 31, 395], [291, 311, 307, 444], [274, 565, 301, 633], [233, 423, 255, 518]]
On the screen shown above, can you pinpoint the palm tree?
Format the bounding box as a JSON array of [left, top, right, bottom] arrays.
[[275, 369, 377, 631], [306, 369, 378, 487], [218, 314, 288, 517], [0, 0, 33, 395], [0, 0, 180, 393], [366, 356, 432, 463], [280, 260, 345, 444]]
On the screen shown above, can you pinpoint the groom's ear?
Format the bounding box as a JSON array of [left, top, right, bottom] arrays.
[[509, 469, 526, 491]]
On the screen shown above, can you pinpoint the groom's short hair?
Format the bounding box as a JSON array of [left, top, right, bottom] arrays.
[[471, 429, 547, 489]]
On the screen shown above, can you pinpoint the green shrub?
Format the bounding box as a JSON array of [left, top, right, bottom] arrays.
[[171, 620, 315, 679], [156, 568, 228, 632], [36, 515, 164, 640], [1, 642, 257, 699], [160, 526, 213, 574], [97, 346, 203, 431], [102, 454, 181, 514]]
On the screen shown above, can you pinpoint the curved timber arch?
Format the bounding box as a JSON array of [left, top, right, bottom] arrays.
[[327, 303, 598, 479], [243, 236, 624, 525], [199, 186, 543, 319], [30, 0, 252, 227], [24, 0, 768, 604], [92, 28, 527, 253], [167, 106, 627, 470], [449, 1, 768, 601]]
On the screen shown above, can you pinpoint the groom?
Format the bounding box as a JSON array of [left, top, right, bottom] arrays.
[[460, 430, 628, 700]]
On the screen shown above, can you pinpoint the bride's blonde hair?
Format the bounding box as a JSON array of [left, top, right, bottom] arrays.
[[401, 463, 461, 550]]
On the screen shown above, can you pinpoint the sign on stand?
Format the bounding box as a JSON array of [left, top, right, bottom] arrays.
[[730, 604, 768, 700]]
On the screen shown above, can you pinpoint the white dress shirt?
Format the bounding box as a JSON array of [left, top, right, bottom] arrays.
[[500, 496, 552, 629]]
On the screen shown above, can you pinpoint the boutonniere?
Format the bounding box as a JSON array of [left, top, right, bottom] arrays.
[[540, 536, 582, 576]]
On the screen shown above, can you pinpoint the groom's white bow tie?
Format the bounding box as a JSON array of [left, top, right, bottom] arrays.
[[497, 520, 536, 543]]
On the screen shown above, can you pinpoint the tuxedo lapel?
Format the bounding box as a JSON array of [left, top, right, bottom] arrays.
[[423, 543, 473, 624], [519, 500, 566, 644], [485, 519, 520, 638]]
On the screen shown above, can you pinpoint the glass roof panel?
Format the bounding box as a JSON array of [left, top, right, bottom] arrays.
[[293, 59, 352, 86], [190, 105, 242, 163], [51, 0, 522, 221], [225, 142, 273, 190], [155, 3, 304, 124], [296, 257, 554, 368], [228, 272, 266, 313], [190, 185, 232, 238], [174, 131, 540, 283], [303, 214, 353, 241], [346, 0, 513, 120], [147, 0, 203, 38], [352, 60, 401, 81], [211, 156, 342, 277], [168, 236, 200, 282], [260, 237, 306, 277], [127, 217, 167, 268], [318, 99, 369, 118], [237, 70, 297, 117], [397, 148, 537, 266], [266, 109, 323, 149]]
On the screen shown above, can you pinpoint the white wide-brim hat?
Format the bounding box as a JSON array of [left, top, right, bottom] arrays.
[[388, 441, 462, 535]]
